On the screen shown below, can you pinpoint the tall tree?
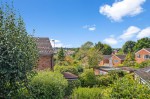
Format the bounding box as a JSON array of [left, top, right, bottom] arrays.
[[134, 37, 150, 52], [122, 41, 136, 54], [57, 47, 65, 61], [0, 4, 38, 98]]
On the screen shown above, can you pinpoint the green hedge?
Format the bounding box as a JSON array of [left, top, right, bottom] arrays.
[[30, 71, 68, 99], [54, 65, 78, 75], [72, 87, 104, 99], [65, 80, 81, 96], [79, 69, 97, 87]]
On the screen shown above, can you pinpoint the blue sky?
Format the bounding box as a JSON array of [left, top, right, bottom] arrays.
[[3, 0, 150, 48]]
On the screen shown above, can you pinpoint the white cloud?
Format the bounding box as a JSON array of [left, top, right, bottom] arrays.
[[119, 26, 141, 40], [103, 37, 118, 45], [50, 39, 71, 48], [137, 27, 150, 38], [83, 24, 96, 31], [99, 0, 146, 21]]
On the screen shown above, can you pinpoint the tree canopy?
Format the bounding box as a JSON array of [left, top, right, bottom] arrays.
[[0, 4, 38, 98], [122, 41, 136, 54]]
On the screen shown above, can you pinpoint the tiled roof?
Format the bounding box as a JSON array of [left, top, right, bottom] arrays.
[[103, 55, 112, 60], [34, 37, 53, 56], [135, 66, 150, 82], [116, 55, 126, 60], [63, 72, 78, 79], [144, 48, 150, 52]]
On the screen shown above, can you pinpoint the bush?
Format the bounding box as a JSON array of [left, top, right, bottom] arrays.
[[135, 60, 150, 68], [97, 75, 113, 87], [79, 69, 97, 87], [30, 71, 68, 99], [72, 87, 104, 99], [54, 65, 78, 75], [65, 80, 81, 96], [110, 77, 150, 99]]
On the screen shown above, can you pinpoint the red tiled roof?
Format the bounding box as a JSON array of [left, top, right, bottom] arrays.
[[102, 55, 112, 60], [144, 48, 150, 52], [63, 72, 78, 79], [116, 55, 126, 60]]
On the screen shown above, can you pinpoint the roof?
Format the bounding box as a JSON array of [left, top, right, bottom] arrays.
[[135, 48, 150, 54], [144, 48, 150, 52], [115, 55, 126, 60], [63, 72, 78, 79], [120, 67, 135, 72], [102, 55, 112, 60], [135, 66, 150, 82], [34, 37, 53, 56]]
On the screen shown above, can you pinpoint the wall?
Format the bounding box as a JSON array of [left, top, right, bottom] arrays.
[[37, 55, 53, 70], [111, 55, 122, 67], [135, 49, 150, 63]]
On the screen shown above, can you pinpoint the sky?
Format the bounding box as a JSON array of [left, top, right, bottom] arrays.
[[2, 0, 150, 48]]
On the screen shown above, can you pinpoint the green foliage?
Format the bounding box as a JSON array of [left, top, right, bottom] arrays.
[[72, 87, 104, 99], [88, 48, 102, 68], [65, 80, 81, 96], [110, 77, 150, 99], [123, 52, 135, 67], [95, 42, 112, 55], [135, 60, 150, 68], [54, 65, 78, 75], [79, 69, 97, 87], [0, 4, 38, 98], [122, 41, 136, 54], [116, 49, 124, 55], [97, 70, 126, 87], [134, 37, 150, 52], [97, 75, 113, 87], [30, 71, 68, 99], [57, 47, 65, 65]]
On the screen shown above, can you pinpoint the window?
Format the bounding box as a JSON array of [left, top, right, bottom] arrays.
[[137, 54, 141, 58], [144, 55, 150, 59], [114, 60, 118, 63]]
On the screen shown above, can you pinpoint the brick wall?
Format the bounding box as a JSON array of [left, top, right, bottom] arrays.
[[99, 59, 109, 66], [37, 55, 53, 70], [111, 55, 122, 67], [135, 49, 150, 63]]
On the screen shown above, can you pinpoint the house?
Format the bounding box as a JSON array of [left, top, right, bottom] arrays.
[[110, 55, 126, 66], [34, 37, 54, 70], [134, 66, 150, 88], [135, 48, 150, 63], [62, 72, 78, 80], [99, 55, 112, 66]]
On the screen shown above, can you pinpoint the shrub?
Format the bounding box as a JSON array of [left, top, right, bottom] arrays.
[[30, 71, 68, 99], [79, 69, 97, 87], [138, 60, 150, 68], [65, 80, 81, 96], [54, 65, 78, 75], [72, 87, 104, 99], [0, 4, 38, 98], [110, 77, 150, 99], [97, 75, 113, 87]]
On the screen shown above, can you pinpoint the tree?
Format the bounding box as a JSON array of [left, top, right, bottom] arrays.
[[58, 47, 65, 61], [102, 44, 112, 55], [88, 48, 102, 68], [134, 37, 150, 52], [123, 52, 135, 67], [0, 4, 38, 98], [95, 42, 112, 55], [122, 41, 136, 54], [81, 41, 93, 50]]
